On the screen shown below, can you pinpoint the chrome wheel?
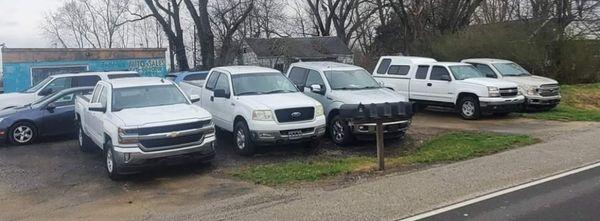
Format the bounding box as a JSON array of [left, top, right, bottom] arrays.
[[106, 149, 114, 173], [236, 129, 246, 150], [332, 120, 345, 142], [462, 101, 475, 117], [13, 126, 33, 144]]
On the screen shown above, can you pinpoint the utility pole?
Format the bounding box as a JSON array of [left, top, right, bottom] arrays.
[[167, 1, 175, 72]]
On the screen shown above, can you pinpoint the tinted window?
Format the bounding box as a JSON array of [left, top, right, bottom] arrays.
[[75, 75, 101, 87], [108, 73, 140, 79], [205, 72, 220, 90], [305, 70, 325, 87], [183, 73, 208, 81], [43, 77, 72, 93], [415, 66, 430, 79], [288, 67, 308, 86], [376, 59, 391, 74], [214, 74, 230, 95], [430, 66, 451, 81], [473, 64, 497, 78], [387, 65, 410, 75]]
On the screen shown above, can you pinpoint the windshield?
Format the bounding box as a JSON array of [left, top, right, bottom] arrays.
[[232, 72, 298, 96], [324, 69, 381, 90], [112, 85, 188, 111], [25, 77, 52, 93], [449, 65, 486, 80], [493, 63, 531, 76]]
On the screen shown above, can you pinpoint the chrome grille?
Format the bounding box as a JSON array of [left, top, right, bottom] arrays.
[[539, 84, 560, 97], [500, 87, 519, 97]]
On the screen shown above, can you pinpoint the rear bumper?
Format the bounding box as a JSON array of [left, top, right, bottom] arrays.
[[251, 125, 326, 145], [479, 96, 525, 113], [112, 135, 216, 172]]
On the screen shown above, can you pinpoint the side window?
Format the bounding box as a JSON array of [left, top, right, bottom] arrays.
[[214, 74, 230, 95], [474, 64, 497, 78], [51, 92, 76, 107], [91, 85, 103, 103], [98, 86, 108, 107], [387, 65, 411, 75], [44, 77, 72, 92], [415, 65, 430, 79], [288, 67, 308, 86], [305, 70, 325, 87], [376, 59, 391, 74], [75, 75, 101, 87], [430, 66, 451, 81], [205, 72, 220, 90]]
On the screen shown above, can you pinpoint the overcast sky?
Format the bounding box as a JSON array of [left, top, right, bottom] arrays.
[[0, 0, 63, 48]]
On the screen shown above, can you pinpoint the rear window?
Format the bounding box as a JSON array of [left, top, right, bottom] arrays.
[[376, 59, 392, 74], [108, 73, 140, 79], [387, 65, 410, 75]]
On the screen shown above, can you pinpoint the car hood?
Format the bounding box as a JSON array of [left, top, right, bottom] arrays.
[[112, 103, 212, 127], [502, 75, 558, 87], [329, 88, 408, 104], [0, 93, 37, 110], [461, 78, 518, 88], [236, 92, 319, 110]]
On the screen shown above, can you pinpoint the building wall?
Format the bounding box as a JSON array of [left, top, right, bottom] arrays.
[[1, 48, 167, 93]]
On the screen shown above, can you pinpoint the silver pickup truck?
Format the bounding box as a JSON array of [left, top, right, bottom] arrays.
[[286, 62, 412, 146]]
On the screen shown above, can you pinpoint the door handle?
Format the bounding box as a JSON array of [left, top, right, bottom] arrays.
[[210, 96, 214, 102], [427, 83, 432, 86]]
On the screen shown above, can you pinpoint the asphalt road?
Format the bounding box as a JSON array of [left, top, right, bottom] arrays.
[[422, 165, 600, 221]]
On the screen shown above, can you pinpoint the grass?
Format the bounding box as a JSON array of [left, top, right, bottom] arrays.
[[524, 83, 600, 121], [232, 132, 537, 185]]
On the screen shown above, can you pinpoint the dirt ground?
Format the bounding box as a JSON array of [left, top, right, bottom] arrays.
[[1, 109, 597, 221]]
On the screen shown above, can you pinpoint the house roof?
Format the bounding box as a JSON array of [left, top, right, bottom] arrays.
[[245, 36, 353, 59]]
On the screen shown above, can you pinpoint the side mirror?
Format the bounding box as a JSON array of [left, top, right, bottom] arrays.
[[440, 75, 451, 81], [189, 94, 201, 103], [39, 88, 53, 96], [309, 84, 325, 95], [88, 103, 106, 112], [46, 103, 56, 112], [213, 89, 230, 99]]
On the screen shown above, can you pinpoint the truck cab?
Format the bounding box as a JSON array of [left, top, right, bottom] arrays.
[[462, 58, 561, 110], [75, 77, 215, 180], [373, 56, 525, 120], [198, 66, 326, 156], [286, 62, 412, 146]]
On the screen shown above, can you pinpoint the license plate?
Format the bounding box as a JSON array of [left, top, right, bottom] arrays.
[[288, 130, 303, 139]]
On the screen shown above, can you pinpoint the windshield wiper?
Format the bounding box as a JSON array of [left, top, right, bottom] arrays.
[[237, 91, 261, 96], [335, 87, 359, 90], [264, 89, 294, 94], [358, 86, 381, 89]]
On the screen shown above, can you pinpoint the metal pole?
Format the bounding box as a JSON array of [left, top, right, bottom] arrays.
[[376, 121, 385, 170]]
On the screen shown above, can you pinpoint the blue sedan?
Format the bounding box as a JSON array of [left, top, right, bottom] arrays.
[[0, 87, 93, 145]]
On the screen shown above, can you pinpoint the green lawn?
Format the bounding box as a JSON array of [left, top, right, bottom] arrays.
[[524, 83, 600, 121], [232, 132, 537, 185]]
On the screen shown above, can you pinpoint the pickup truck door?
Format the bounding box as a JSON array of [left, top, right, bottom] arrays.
[[87, 85, 107, 143], [425, 66, 454, 103], [409, 65, 431, 101], [303, 69, 331, 106], [211, 73, 234, 130]]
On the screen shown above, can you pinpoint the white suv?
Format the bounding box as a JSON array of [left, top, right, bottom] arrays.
[[198, 66, 326, 155]]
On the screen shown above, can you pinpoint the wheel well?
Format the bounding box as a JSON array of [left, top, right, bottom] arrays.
[[456, 92, 478, 104], [234, 115, 246, 128], [10, 120, 38, 133], [328, 109, 339, 123], [104, 133, 111, 144]]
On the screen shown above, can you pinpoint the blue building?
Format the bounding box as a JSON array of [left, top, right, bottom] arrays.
[[0, 48, 167, 93]]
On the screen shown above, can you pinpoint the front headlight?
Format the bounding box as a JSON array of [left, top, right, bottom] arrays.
[[118, 127, 139, 144], [487, 86, 500, 97], [525, 86, 539, 96], [252, 110, 274, 121], [315, 104, 324, 117]]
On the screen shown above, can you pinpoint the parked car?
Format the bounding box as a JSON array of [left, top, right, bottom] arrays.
[[165, 71, 209, 96], [286, 62, 412, 145], [462, 58, 561, 110], [75, 77, 215, 179], [0, 87, 94, 145], [0, 71, 140, 110], [197, 66, 326, 156], [373, 56, 525, 120]]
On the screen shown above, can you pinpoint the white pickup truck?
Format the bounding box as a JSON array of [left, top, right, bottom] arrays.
[[0, 71, 140, 110], [196, 66, 326, 156], [373, 56, 525, 120], [75, 77, 216, 180], [462, 58, 561, 110]]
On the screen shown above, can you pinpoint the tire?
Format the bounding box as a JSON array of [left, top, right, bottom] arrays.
[[78, 125, 95, 153], [458, 96, 481, 120], [234, 120, 256, 156], [329, 115, 354, 146], [8, 122, 37, 145], [104, 139, 123, 180]]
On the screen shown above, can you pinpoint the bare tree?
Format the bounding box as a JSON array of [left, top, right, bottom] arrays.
[[184, 0, 216, 69], [144, 0, 190, 71], [210, 0, 255, 65]]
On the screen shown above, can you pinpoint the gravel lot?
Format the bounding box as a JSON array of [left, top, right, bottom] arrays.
[[1, 110, 595, 220]]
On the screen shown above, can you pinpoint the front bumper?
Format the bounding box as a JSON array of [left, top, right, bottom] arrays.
[[251, 125, 326, 145], [350, 120, 411, 135], [525, 95, 561, 106], [112, 135, 216, 171], [479, 95, 525, 113]]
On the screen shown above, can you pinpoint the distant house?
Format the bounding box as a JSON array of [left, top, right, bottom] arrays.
[[239, 36, 354, 71]]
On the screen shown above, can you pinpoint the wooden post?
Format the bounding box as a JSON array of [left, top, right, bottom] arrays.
[[376, 121, 385, 170]]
